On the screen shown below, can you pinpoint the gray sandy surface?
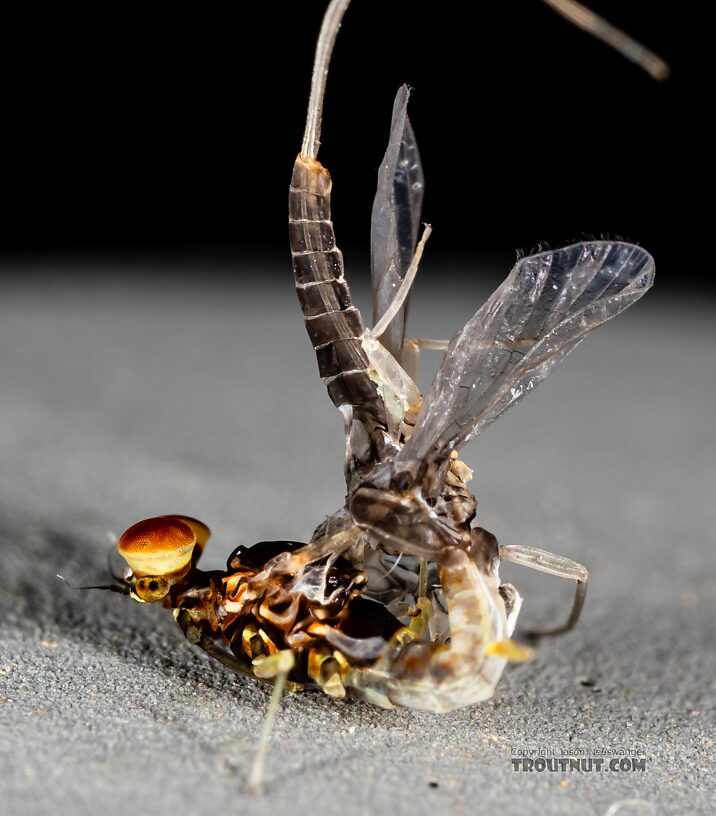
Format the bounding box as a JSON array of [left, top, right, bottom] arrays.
[[1, 259, 714, 816]]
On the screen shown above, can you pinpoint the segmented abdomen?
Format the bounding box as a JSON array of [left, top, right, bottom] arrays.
[[289, 154, 385, 419]]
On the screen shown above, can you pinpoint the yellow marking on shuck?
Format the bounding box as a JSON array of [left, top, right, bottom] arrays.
[[332, 649, 350, 673], [390, 627, 416, 649], [307, 646, 330, 683], [450, 459, 474, 483], [484, 639, 535, 662], [409, 597, 432, 639]]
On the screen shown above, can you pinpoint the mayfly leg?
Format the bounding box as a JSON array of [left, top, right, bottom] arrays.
[[248, 650, 296, 793], [174, 609, 252, 676], [367, 223, 431, 346], [499, 544, 588, 638], [257, 525, 364, 582], [176, 608, 301, 793], [401, 338, 450, 383]]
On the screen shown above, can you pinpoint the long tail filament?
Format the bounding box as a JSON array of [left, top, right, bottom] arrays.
[[301, 0, 668, 163]]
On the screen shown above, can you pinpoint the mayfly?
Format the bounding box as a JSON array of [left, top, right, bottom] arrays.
[[64, 0, 663, 778]]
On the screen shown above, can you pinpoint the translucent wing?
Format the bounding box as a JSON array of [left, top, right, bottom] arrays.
[[371, 85, 424, 361], [396, 241, 655, 467]]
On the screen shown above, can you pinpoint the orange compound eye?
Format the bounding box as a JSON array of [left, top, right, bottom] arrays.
[[118, 516, 207, 579], [164, 515, 211, 554]]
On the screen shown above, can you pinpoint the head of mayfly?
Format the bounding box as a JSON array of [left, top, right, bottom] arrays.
[[117, 515, 210, 603]]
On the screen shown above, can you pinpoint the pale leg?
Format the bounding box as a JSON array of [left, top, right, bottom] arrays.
[[498, 545, 588, 638], [401, 338, 450, 382], [248, 650, 295, 793], [175, 608, 255, 677]]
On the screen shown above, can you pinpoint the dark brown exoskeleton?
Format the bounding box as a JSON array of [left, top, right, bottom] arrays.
[[66, 0, 665, 755], [60, 0, 667, 792], [113, 517, 399, 694]]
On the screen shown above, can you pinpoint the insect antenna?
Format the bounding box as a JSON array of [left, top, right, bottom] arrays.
[[106, 542, 128, 583], [56, 574, 130, 595]]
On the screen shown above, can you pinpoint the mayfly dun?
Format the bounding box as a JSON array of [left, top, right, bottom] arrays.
[[63, 0, 665, 791]]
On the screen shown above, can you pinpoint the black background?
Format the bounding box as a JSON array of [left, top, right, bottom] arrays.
[[0, 2, 701, 286]]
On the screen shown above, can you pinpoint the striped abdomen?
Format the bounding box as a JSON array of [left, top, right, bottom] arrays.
[[289, 154, 386, 424]]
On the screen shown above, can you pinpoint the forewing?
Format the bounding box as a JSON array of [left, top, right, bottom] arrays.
[[397, 242, 655, 466], [371, 85, 424, 360]]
